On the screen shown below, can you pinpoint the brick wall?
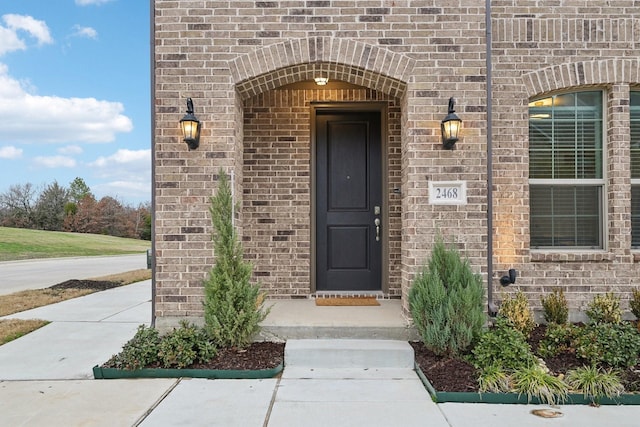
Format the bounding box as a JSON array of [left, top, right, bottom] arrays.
[[154, 0, 640, 326], [491, 3, 640, 316]]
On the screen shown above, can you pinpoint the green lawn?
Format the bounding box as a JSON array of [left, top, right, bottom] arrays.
[[0, 227, 150, 261]]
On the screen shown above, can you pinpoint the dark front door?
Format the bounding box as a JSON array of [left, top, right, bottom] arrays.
[[316, 110, 382, 291]]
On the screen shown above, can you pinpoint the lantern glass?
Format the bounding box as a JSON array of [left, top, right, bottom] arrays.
[[441, 97, 462, 149], [181, 118, 199, 141], [442, 118, 461, 142]]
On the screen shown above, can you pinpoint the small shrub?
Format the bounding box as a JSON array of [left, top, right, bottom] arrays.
[[586, 292, 622, 324], [565, 365, 624, 404], [409, 238, 485, 357], [630, 289, 640, 320], [541, 288, 568, 325], [477, 364, 511, 393], [471, 317, 537, 371], [110, 325, 161, 370], [574, 322, 640, 369], [537, 323, 577, 359], [158, 321, 216, 369], [498, 291, 536, 338], [511, 365, 568, 405]]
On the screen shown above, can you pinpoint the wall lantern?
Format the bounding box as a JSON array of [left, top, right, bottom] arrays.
[[500, 268, 517, 286], [314, 76, 329, 86], [180, 97, 201, 150], [441, 97, 462, 149]]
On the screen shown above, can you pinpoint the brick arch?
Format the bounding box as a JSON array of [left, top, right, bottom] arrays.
[[522, 58, 640, 98], [230, 37, 415, 99]]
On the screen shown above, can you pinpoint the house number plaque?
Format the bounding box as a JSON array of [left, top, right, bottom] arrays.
[[428, 181, 467, 205]]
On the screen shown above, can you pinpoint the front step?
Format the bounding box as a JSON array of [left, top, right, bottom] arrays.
[[285, 339, 414, 370]]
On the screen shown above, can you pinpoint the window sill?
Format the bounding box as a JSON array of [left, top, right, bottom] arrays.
[[530, 251, 614, 263]]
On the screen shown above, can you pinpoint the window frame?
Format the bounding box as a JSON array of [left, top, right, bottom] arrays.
[[631, 90, 640, 248], [528, 90, 607, 250]]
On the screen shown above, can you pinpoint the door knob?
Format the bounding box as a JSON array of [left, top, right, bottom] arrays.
[[374, 218, 380, 242]]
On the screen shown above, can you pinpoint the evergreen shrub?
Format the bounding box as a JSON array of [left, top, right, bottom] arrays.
[[109, 325, 161, 370], [541, 288, 569, 325], [471, 317, 537, 371], [586, 292, 622, 324], [158, 321, 217, 368], [498, 291, 536, 338], [203, 170, 269, 348], [630, 289, 640, 320], [409, 238, 484, 357]]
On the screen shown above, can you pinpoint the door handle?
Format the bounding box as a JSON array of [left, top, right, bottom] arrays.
[[374, 218, 381, 242]]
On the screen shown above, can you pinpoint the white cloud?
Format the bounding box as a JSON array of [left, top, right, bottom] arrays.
[[75, 0, 115, 5], [58, 145, 83, 155], [0, 65, 133, 144], [93, 180, 150, 203], [91, 148, 150, 167], [72, 25, 97, 39], [0, 15, 52, 55], [33, 155, 76, 168], [0, 145, 22, 159], [90, 148, 150, 183], [89, 148, 151, 203]]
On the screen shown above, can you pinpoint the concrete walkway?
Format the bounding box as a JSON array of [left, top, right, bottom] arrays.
[[1, 281, 640, 426]]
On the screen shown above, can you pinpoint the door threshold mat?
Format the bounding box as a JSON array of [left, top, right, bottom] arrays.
[[315, 297, 380, 306]]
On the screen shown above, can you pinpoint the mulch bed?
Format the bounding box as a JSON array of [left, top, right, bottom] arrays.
[[191, 341, 285, 371], [412, 324, 640, 393], [49, 279, 122, 291]]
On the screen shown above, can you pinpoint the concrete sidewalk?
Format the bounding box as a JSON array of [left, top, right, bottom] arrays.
[[1, 281, 639, 426]]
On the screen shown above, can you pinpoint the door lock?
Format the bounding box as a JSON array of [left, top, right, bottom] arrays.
[[374, 218, 381, 241]]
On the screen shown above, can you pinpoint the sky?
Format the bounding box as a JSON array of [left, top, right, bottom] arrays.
[[0, 0, 151, 206]]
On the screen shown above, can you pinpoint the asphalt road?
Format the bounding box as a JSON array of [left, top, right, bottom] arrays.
[[0, 253, 148, 295]]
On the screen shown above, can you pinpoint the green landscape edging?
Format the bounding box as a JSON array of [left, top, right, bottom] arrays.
[[415, 364, 640, 405], [93, 362, 283, 380]]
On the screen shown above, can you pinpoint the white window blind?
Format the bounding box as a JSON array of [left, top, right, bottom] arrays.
[[631, 91, 640, 247], [529, 91, 604, 248]]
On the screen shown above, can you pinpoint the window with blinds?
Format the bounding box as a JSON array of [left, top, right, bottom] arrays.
[[529, 91, 604, 248], [631, 91, 640, 248]]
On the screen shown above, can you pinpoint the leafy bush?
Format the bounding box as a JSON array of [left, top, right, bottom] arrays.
[[574, 322, 640, 369], [630, 289, 640, 320], [565, 365, 624, 404], [537, 323, 577, 359], [499, 291, 536, 338], [409, 238, 485, 357], [511, 365, 568, 405], [203, 170, 270, 348], [586, 292, 622, 324], [110, 325, 161, 370], [158, 321, 216, 368], [541, 288, 568, 325], [471, 317, 536, 371]]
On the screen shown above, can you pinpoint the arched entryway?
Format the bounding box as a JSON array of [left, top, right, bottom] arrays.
[[229, 39, 415, 300]]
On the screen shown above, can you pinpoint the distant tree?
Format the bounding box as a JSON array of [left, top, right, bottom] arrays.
[[134, 202, 152, 240], [3, 177, 150, 239], [0, 183, 38, 228], [34, 181, 69, 231], [68, 177, 92, 203], [98, 196, 131, 237], [140, 211, 152, 240], [65, 177, 93, 220], [63, 194, 101, 234]]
